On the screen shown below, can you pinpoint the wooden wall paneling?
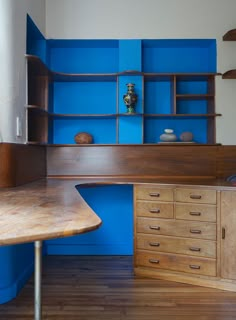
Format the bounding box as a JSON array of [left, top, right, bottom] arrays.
[[47, 145, 218, 178], [0, 143, 46, 188], [216, 146, 236, 179]]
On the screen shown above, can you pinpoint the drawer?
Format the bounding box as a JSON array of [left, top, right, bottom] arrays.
[[175, 203, 216, 222], [136, 234, 216, 258], [136, 201, 174, 219], [137, 217, 216, 240], [136, 250, 216, 276], [175, 188, 216, 204], [135, 186, 174, 202]]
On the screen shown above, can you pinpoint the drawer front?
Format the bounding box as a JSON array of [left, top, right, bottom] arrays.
[[136, 186, 174, 202], [175, 203, 216, 222], [137, 217, 216, 240], [136, 201, 174, 219], [175, 188, 216, 204], [136, 234, 216, 258], [136, 250, 216, 276]]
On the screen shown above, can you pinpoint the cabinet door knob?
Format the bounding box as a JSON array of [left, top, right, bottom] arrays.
[[190, 229, 202, 234], [189, 247, 201, 252], [189, 265, 201, 270], [190, 194, 202, 199], [149, 209, 160, 213], [149, 242, 160, 247], [149, 259, 160, 264], [189, 212, 201, 216], [149, 225, 160, 231], [149, 192, 160, 197]]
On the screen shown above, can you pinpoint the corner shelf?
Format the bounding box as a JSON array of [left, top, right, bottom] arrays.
[[222, 29, 236, 78]]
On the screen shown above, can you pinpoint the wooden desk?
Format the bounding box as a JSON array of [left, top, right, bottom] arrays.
[[0, 178, 102, 320], [1, 177, 236, 319]]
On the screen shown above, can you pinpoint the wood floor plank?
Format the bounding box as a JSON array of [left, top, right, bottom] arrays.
[[0, 256, 236, 319]]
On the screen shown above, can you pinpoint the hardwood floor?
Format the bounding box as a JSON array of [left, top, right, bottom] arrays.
[[1, 256, 236, 319]]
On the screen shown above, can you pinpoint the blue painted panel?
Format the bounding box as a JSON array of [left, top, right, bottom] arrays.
[[48, 40, 119, 73], [177, 100, 207, 114], [177, 80, 208, 94], [52, 118, 116, 144], [26, 15, 47, 63], [144, 80, 172, 114], [142, 39, 216, 73], [144, 118, 208, 144], [119, 40, 142, 71], [45, 185, 133, 255], [0, 243, 34, 304], [118, 116, 143, 144], [53, 82, 116, 114]]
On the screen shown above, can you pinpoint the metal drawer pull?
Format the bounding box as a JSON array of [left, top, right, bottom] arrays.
[[149, 259, 160, 264], [149, 192, 160, 197], [149, 242, 160, 247], [189, 212, 201, 216], [149, 209, 160, 213], [190, 194, 202, 199], [190, 229, 202, 234], [222, 227, 225, 239], [149, 225, 160, 230], [189, 265, 201, 270], [189, 247, 201, 252]]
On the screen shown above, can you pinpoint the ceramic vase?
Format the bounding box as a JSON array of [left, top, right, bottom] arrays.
[[160, 129, 177, 142], [123, 83, 138, 113]]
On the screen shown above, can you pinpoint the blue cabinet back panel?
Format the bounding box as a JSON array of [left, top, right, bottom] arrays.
[[53, 82, 117, 114], [145, 81, 173, 114], [52, 118, 117, 144], [49, 40, 119, 73], [144, 118, 208, 144], [45, 185, 133, 255], [142, 39, 216, 73]]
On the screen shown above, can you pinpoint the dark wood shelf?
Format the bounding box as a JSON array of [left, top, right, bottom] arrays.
[[176, 94, 214, 100], [52, 73, 117, 82], [223, 29, 236, 41], [46, 143, 221, 147], [144, 113, 221, 118], [222, 70, 236, 79], [27, 105, 48, 114], [49, 113, 117, 119]]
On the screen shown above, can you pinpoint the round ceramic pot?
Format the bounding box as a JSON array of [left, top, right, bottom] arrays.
[[160, 129, 177, 142]]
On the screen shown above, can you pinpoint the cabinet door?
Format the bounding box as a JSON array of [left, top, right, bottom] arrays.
[[221, 191, 236, 280]]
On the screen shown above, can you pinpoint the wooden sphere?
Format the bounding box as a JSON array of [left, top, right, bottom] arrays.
[[74, 132, 93, 144]]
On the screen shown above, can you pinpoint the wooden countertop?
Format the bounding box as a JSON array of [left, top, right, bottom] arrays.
[[0, 177, 235, 246]]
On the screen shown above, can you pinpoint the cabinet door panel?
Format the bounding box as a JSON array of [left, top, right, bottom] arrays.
[[221, 191, 236, 280]]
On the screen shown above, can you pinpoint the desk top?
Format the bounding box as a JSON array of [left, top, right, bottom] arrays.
[[0, 179, 102, 245], [0, 177, 235, 246]]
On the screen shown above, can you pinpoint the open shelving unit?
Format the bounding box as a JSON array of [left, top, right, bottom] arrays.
[[26, 38, 221, 145]]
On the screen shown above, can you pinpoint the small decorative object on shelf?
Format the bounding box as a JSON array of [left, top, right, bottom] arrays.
[[123, 83, 138, 114], [160, 129, 177, 142], [180, 131, 194, 142], [74, 132, 93, 144]]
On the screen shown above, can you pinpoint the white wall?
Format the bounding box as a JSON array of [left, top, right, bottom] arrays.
[[0, 0, 45, 143], [45, 0, 236, 145]]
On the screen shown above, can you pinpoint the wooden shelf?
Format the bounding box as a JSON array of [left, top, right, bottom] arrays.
[[222, 70, 236, 79], [144, 114, 221, 118], [176, 94, 214, 100], [223, 29, 236, 41], [49, 113, 117, 119]]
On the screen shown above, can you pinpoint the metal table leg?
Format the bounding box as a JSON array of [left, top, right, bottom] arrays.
[[34, 241, 42, 320]]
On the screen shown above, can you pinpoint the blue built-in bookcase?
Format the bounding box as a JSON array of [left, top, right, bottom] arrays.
[[27, 15, 219, 146]]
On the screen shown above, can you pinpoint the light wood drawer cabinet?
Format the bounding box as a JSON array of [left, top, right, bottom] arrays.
[[137, 217, 216, 240], [136, 201, 174, 219], [136, 250, 216, 276], [136, 186, 174, 202], [175, 188, 216, 204], [136, 234, 216, 258], [175, 203, 216, 222]]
